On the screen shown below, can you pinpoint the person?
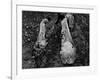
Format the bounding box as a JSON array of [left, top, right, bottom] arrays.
[[60, 14, 76, 64], [35, 18, 49, 49]]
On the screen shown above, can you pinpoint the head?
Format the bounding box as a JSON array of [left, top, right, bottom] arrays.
[[65, 13, 74, 28], [41, 18, 49, 24]]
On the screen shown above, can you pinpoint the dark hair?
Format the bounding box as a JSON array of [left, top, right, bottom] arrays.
[[55, 13, 65, 24], [45, 16, 51, 21]]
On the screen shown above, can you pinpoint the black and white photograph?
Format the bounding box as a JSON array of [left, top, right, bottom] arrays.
[[22, 11, 89, 69], [11, 1, 97, 79]]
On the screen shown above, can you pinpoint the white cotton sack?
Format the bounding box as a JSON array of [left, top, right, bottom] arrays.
[[61, 41, 76, 64]]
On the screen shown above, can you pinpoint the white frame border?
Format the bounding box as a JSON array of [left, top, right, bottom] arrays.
[[11, 1, 97, 80]]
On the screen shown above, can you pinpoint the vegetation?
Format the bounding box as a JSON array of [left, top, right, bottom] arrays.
[[22, 11, 89, 69]]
